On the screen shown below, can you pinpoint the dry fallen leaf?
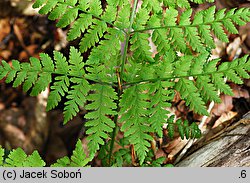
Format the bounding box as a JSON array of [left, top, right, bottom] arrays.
[[212, 95, 234, 116], [231, 83, 250, 99], [212, 111, 238, 128], [0, 19, 10, 42], [164, 137, 189, 161], [226, 37, 242, 60]]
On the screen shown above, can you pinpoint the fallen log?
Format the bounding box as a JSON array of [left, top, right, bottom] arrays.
[[176, 113, 250, 167]]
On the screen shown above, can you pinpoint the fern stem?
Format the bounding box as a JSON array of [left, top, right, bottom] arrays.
[[119, 35, 130, 82], [122, 70, 229, 87], [131, 24, 204, 33], [120, 0, 139, 81], [131, 16, 243, 33], [108, 0, 139, 166], [108, 114, 118, 165]]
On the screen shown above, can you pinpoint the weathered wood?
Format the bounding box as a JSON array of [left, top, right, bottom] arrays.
[[176, 114, 250, 167]]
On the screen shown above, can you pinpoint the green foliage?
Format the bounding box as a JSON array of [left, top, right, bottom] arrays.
[[85, 84, 117, 155], [0, 140, 90, 167], [0, 147, 4, 166], [161, 0, 214, 9], [166, 115, 201, 139], [51, 139, 90, 167], [1, 148, 45, 167], [0, 0, 250, 166], [0, 47, 90, 124], [142, 149, 166, 167], [98, 138, 132, 167]]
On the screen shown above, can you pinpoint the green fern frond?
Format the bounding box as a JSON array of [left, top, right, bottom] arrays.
[[162, 7, 187, 51], [35, 0, 57, 15], [33, 0, 124, 52], [0, 47, 89, 124], [130, 32, 154, 63], [31, 53, 54, 96], [78, 1, 117, 53], [52, 139, 90, 167], [166, 116, 201, 139], [130, 8, 154, 63], [142, 0, 161, 13], [174, 55, 193, 76], [69, 139, 91, 167], [211, 73, 233, 95], [86, 28, 124, 65], [175, 78, 209, 115], [172, 55, 250, 114], [67, 13, 92, 41], [35, 0, 80, 24], [0, 55, 54, 95], [0, 139, 89, 167], [218, 55, 250, 84], [79, 20, 107, 53], [190, 52, 210, 75], [196, 76, 221, 103], [21, 151, 46, 167], [141, 5, 250, 53], [119, 84, 153, 165], [166, 115, 175, 139], [46, 51, 69, 111], [124, 51, 249, 117], [56, 6, 78, 28], [85, 84, 117, 156], [175, 119, 201, 139], [63, 47, 90, 123], [86, 64, 117, 84], [148, 80, 175, 137], [162, 0, 190, 8], [5, 0, 249, 166], [3, 148, 45, 167], [0, 146, 4, 166], [161, 0, 214, 9], [112, 148, 132, 167], [148, 15, 171, 55], [209, 56, 250, 95], [114, 3, 131, 29], [143, 149, 166, 167], [51, 156, 71, 167]]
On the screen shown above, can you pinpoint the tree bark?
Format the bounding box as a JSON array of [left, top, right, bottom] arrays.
[[176, 113, 250, 167]]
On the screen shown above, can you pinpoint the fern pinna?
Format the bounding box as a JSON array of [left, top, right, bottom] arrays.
[[0, 140, 90, 167], [0, 0, 250, 166]]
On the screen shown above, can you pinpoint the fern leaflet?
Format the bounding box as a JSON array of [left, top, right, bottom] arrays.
[[85, 84, 117, 156], [4, 148, 45, 167], [52, 139, 90, 167], [119, 84, 153, 165]]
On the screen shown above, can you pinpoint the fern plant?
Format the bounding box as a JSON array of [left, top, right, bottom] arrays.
[[0, 140, 89, 167], [0, 0, 250, 166]]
